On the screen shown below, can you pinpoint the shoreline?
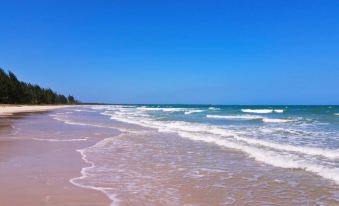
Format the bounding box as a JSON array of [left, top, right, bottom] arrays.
[[1, 105, 339, 205], [0, 107, 112, 206], [0, 105, 72, 116], [69, 141, 122, 206]]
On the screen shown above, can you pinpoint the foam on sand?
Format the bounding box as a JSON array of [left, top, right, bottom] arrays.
[[70, 143, 121, 206], [53, 116, 104, 127]]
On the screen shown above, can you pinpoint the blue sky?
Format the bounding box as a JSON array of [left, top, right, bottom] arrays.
[[1, 0, 338, 104]]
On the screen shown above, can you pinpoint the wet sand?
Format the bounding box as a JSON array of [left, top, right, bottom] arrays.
[[0, 110, 111, 206]]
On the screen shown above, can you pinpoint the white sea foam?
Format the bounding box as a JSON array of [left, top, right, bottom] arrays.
[[335, 113, 339, 116], [241, 109, 273, 114], [74, 109, 85, 112], [52, 116, 119, 130], [274, 109, 284, 113], [69, 147, 121, 206], [101, 106, 339, 184], [262, 118, 293, 123], [206, 115, 262, 120], [137, 107, 205, 114], [232, 136, 339, 159], [206, 115, 292, 123], [85, 105, 339, 185], [137, 107, 186, 112], [54, 116, 99, 127], [208, 107, 220, 110], [175, 131, 339, 184], [184, 110, 204, 115], [108, 110, 335, 156], [159, 121, 338, 159]]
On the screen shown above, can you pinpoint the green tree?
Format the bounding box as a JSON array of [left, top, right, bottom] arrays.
[[0, 68, 78, 104], [67, 95, 76, 104]]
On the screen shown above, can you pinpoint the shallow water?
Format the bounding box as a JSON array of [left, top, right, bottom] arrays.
[[46, 105, 339, 205]]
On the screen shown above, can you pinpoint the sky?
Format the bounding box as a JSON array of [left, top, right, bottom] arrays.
[[0, 0, 338, 104]]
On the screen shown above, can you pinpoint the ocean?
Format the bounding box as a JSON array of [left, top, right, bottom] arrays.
[[52, 105, 339, 205]]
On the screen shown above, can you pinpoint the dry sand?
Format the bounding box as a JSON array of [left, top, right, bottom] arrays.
[[0, 105, 71, 116]]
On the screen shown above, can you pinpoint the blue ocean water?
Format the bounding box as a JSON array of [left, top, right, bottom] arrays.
[[94, 105, 339, 184]]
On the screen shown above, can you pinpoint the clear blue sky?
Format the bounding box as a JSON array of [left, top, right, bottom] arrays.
[[1, 0, 338, 104]]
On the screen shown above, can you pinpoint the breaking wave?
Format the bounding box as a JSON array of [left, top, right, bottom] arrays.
[[96, 106, 339, 185]]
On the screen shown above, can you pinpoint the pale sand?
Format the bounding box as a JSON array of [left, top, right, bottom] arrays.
[[0, 105, 71, 116], [0, 108, 111, 206]]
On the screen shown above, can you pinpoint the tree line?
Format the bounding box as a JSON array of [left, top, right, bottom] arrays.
[[0, 68, 78, 104]]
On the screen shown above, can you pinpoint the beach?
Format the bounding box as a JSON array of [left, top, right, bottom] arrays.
[[0, 106, 111, 206], [1, 105, 339, 205], [0, 105, 70, 116]]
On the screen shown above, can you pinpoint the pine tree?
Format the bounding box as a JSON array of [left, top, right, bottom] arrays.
[[0, 68, 78, 104]]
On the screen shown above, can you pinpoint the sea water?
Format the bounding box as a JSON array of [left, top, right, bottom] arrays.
[[52, 105, 339, 205]]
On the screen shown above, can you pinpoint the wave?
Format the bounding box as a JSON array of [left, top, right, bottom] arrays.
[[74, 109, 86, 112], [70, 147, 120, 206], [107, 112, 339, 159], [136, 107, 206, 115], [52, 116, 120, 130], [103, 108, 339, 184], [208, 107, 220, 110], [53, 117, 100, 127], [87, 106, 339, 185], [137, 107, 186, 112], [242, 109, 273, 114], [206, 115, 292, 123], [335, 113, 339, 116], [206, 115, 262, 120], [73, 109, 97, 113], [232, 136, 339, 159], [241, 109, 284, 114], [175, 131, 339, 185], [158, 121, 339, 159], [262, 118, 293, 123], [137, 107, 205, 115], [184, 110, 204, 115]]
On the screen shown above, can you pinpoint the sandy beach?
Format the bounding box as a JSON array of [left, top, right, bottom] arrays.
[[0, 105, 71, 116], [0, 106, 111, 206], [1, 105, 339, 206], [2, 0, 338, 205]]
